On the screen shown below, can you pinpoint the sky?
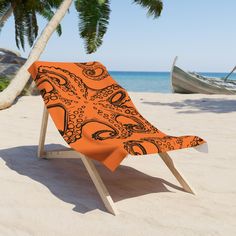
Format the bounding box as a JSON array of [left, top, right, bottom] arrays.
[[0, 0, 236, 72]]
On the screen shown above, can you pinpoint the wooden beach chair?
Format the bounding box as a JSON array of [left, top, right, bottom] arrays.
[[28, 61, 207, 215]]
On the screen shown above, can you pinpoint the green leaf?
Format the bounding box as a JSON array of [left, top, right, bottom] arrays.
[[0, 77, 10, 92], [134, 0, 163, 18], [75, 0, 110, 54], [0, 0, 64, 50]]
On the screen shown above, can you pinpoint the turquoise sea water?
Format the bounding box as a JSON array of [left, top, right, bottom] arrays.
[[109, 71, 236, 93]]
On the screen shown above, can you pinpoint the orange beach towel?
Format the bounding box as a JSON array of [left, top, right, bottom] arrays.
[[28, 61, 206, 171]]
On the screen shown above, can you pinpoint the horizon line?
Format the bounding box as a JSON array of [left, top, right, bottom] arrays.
[[109, 70, 235, 74]]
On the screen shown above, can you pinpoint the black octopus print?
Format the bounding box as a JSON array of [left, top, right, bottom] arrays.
[[28, 61, 206, 171]]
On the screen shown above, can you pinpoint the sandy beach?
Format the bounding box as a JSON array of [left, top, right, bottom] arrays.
[[0, 93, 236, 236]]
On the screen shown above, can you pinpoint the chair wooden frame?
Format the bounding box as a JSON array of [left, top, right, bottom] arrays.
[[38, 105, 195, 215]]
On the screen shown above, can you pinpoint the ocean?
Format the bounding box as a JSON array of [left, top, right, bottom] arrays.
[[109, 71, 236, 93]]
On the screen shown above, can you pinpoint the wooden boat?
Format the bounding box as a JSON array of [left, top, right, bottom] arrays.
[[171, 57, 236, 94]]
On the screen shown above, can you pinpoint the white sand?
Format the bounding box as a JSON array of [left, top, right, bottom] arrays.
[[0, 93, 236, 236]]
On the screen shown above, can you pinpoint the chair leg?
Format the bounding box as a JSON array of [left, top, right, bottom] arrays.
[[80, 154, 118, 215], [38, 105, 49, 158], [159, 152, 195, 194], [37, 106, 117, 215]]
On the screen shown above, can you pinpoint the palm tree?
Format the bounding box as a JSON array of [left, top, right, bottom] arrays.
[[75, 0, 163, 53], [0, 0, 63, 49], [0, 0, 163, 109]]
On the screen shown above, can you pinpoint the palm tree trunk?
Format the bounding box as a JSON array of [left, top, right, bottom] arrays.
[[0, 0, 73, 110]]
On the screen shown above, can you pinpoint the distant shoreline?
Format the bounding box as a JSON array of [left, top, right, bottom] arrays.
[[109, 70, 236, 74], [109, 71, 236, 93]]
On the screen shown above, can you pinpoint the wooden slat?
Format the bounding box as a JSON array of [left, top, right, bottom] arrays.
[[80, 154, 118, 215], [37, 105, 117, 214], [38, 105, 196, 215], [159, 152, 195, 194], [38, 105, 49, 158], [43, 149, 81, 159]]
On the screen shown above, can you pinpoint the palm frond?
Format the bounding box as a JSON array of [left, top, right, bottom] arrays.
[[75, 0, 110, 54], [0, 1, 10, 18], [25, 10, 39, 47], [38, 6, 62, 36], [133, 0, 163, 18], [13, 7, 25, 50], [0, 2, 12, 32], [3, 0, 64, 50]]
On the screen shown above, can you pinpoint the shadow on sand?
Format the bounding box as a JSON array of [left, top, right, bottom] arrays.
[[0, 144, 184, 214], [142, 98, 236, 114]]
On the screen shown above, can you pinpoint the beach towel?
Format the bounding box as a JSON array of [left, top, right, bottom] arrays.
[[28, 61, 206, 171]]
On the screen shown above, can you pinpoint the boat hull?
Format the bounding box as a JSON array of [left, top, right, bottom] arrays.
[[171, 66, 236, 95]]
